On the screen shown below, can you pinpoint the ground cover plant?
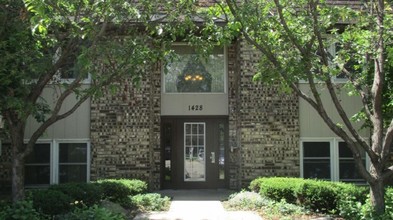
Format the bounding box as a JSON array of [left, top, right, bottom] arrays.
[[0, 178, 170, 219], [223, 191, 313, 220]]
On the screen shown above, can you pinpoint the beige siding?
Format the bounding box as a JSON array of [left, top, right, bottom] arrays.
[[299, 83, 369, 138], [161, 93, 228, 116], [24, 85, 90, 139]]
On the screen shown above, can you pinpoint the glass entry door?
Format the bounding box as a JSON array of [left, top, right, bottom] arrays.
[[184, 123, 206, 182], [161, 117, 228, 189]]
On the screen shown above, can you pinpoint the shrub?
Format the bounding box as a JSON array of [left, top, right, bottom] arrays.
[[339, 187, 393, 219], [60, 205, 125, 220], [49, 182, 103, 207], [225, 191, 272, 210], [130, 193, 171, 211], [336, 182, 368, 217], [249, 177, 265, 192], [0, 200, 41, 220], [385, 187, 393, 216], [31, 189, 72, 216], [250, 177, 369, 214], [250, 177, 301, 204], [224, 191, 307, 219], [97, 179, 147, 204], [294, 180, 339, 212], [272, 199, 307, 216]]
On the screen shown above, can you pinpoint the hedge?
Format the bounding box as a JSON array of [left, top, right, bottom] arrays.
[[31, 189, 72, 215], [249, 177, 368, 213], [49, 182, 103, 207], [96, 179, 148, 204], [26, 178, 148, 217]]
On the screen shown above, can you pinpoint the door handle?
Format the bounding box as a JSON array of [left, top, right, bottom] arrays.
[[210, 152, 215, 163]]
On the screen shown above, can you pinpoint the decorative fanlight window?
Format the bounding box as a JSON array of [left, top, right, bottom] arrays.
[[164, 45, 225, 93]]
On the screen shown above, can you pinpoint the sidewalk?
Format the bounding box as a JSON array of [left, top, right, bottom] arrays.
[[133, 189, 263, 220]]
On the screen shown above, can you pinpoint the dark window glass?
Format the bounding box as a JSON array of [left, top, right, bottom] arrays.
[[303, 160, 331, 179], [339, 142, 366, 182], [59, 143, 87, 163], [303, 142, 331, 180], [339, 142, 354, 157], [25, 166, 50, 185], [26, 144, 50, 163], [25, 143, 51, 186], [58, 143, 88, 183], [59, 165, 87, 183], [303, 142, 330, 157]]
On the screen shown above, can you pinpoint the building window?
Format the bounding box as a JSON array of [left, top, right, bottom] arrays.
[[25, 140, 90, 187], [164, 45, 225, 93], [59, 143, 88, 183], [184, 123, 206, 182], [303, 142, 331, 180], [338, 142, 366, 183], [25, 143, 51, 186], [51, 47, 91, 83], [299, 42, 350, 84], [301, 139, 366, 183]]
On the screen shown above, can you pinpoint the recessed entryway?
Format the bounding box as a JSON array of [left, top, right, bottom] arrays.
[[161, 117, 228, 189]]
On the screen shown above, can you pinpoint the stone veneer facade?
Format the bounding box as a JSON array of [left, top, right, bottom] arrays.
[[90, 38, 300, 190], [0, 0, 371, 195]]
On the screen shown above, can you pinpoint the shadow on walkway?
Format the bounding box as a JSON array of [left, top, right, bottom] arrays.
[[156, 189, 234, 201]]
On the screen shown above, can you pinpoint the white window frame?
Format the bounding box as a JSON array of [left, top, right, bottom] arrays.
[[162, 43, 228, 95], [300, 138, 334, 180], [184, 122, 206, 182], [54, 139, 91, 183], [335, 139, 368, 183], [300, 137, 369, 183], [24, 139, 53, 186], [24, 139, 90, 187]]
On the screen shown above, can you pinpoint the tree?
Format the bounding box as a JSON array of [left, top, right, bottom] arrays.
[[207, 0, 392, 214], [0, 0, 199, 202], [0, 0, 233, 203]]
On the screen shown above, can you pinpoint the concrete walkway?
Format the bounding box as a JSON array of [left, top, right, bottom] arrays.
[[133, 189, 263, 220]]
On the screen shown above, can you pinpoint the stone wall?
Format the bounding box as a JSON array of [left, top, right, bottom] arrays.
[[227, 41, 242, 189], [90, 39, 300, 190], [0, 39, 301, 192], [90, 64, 161, 190], [235, 38, 300, 187]]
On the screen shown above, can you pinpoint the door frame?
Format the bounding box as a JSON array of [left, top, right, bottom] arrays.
[[160, 116, 229, 189]]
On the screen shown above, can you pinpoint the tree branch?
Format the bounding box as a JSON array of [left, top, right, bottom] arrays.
[[273, 0, 305, 55], [382, 165, 393, 181], [325, 79, 374, 156], [369, 0, 385, 161], [383, 119, 393, 163]]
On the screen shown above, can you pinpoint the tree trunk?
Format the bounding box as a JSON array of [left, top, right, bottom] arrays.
[[9, 120, 27, 203], [11, 154, 25, 202], [369, 172, 385, 215]]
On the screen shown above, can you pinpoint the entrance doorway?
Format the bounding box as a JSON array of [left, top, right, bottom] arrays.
[[161, 117, 228, 189]]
